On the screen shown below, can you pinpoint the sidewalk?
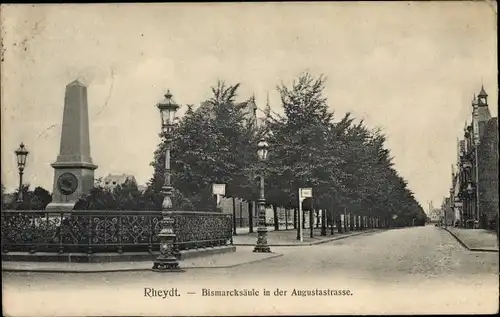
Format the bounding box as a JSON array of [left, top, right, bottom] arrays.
[[2, 246, 282, 273], [233, 227, 381, 246], [235, 226, 276, 235], [444, 227, 499, 252]]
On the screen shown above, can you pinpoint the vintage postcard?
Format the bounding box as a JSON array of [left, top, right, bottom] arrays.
[[1, 2, 498, 316]]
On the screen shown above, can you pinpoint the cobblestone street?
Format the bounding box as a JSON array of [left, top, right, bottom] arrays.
[[3, 225, 498, 315]]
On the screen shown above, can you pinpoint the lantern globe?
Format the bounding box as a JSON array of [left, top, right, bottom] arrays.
[[156, 90, 180, 129], [15, 143, 29, 169], [257, 139, 269, 161]]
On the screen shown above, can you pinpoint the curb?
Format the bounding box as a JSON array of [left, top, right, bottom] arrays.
[[233, 229, 382, 247], [2, 267, 151, 274], [1, 246, 236, 263], [442, 227, 499, 253], [188, 253, 284, 269], [469, 248, 499, 253], [2, 253, 284, 274], [310, 229, 383, 245]]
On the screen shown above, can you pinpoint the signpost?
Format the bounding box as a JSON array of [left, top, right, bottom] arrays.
[[298, 188, 313, 242], [212, 184, 226, 211]]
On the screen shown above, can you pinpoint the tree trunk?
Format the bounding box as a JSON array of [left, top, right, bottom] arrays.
[[321, 209, 327, 236], [344, 208, 348, 232], [309, 199, 314, 238], [248, 201, 254, 233], [296, 207, 300, 240], [239, 200, 243, 228], [293, 207, 297, 229], [232, 197, 237, 235], [273, 205, 279, 231], [285, 208, 288, 230], [330, 207, 335, 235]]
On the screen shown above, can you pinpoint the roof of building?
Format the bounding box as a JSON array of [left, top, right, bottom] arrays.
[[102, 174, 137, 187], [478, 85, 488, 98], [240, 98, 257, 114]]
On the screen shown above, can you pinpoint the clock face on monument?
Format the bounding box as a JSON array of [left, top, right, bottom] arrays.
[[57, 172, 79, 195]]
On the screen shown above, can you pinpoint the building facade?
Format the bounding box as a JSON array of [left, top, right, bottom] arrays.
[[454, 86, 498, 230], [429, 208, 441, 223], [101, 174, 138, 190]]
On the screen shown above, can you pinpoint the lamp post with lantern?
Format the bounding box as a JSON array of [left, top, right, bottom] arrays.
[[253, 138, 271, 253], [15, 143, 29, 203], [152, 90, 183, 272]]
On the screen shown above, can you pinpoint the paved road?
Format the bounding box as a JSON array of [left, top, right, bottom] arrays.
[[3, 225, 498, 315]]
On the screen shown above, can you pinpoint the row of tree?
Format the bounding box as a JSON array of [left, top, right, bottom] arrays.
[[146, 73, 426, 227]]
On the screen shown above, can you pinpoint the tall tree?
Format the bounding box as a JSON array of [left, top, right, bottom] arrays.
[[149, 81, 259, 211], [265, 73, 347, 215]]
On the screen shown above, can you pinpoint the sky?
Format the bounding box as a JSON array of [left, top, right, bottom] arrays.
[[1, 2, 497, 213]]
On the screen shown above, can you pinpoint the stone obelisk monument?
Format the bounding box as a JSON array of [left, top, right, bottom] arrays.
[[46, 80, 98, 211]]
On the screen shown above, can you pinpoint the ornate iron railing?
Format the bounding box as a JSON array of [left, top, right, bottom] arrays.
[[1, 210, 233, 255]]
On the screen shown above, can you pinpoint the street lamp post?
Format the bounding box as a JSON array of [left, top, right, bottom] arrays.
[[254, 138, 271, 253], [15, 143, 29, 203], [152, 90, 183, 272]]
